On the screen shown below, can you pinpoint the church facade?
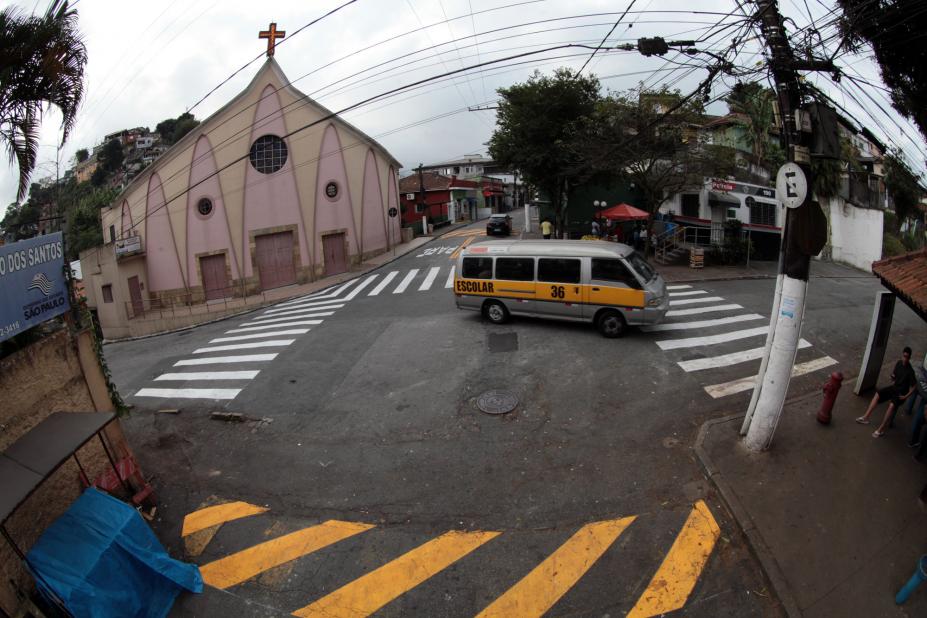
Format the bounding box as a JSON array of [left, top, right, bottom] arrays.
[[82, 55, 402, 338]]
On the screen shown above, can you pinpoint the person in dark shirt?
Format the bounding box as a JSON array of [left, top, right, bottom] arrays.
[[856, 346, 917, 437]]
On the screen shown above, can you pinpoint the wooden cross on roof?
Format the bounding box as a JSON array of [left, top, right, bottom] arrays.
[[259, 22, 285, 57]]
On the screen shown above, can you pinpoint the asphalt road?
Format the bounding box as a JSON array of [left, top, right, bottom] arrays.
[[106, 221, 925, 617]]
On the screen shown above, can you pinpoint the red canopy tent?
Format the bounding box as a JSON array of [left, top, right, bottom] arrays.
[[598, 203, 649, 221]]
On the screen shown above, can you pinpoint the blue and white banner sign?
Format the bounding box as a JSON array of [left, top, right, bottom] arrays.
[[0, 232, 70, 343]]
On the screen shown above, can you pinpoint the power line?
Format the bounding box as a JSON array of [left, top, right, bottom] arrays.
[[577, 0, 638, 76]]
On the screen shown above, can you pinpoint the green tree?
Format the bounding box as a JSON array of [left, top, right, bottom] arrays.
[[724, 82, 777, 165], [576, 88, 737, 216], [883, 149, 923, 224], [812, 136, 862, 199], [156, 111, 199, 145], [65, 184, 113, 259], [0, 0, 87, 201], [488, 68, 601, 235], [90, 164, 106, 186], [837, 1, 927, 141], [74, 147, 88, 162], [99, 137, 123, 172]]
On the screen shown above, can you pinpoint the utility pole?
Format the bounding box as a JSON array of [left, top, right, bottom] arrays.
[[741, 0, 832, 450], [417, 163, 427, 236]]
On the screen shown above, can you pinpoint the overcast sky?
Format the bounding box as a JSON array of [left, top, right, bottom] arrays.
[[2, 0, 924, 213]]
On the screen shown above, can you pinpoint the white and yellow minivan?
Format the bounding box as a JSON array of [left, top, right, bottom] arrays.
[[454, 240, 669, 337]]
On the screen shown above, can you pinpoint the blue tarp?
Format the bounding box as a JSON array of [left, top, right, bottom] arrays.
[[26, 488, 202, 618]]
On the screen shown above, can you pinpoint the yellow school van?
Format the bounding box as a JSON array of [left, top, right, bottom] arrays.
[[453, 240, 669, 337]]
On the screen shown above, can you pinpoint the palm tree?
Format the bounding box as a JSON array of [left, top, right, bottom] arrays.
[[724, 82, 776, 164], [1, 1, 87, 202]]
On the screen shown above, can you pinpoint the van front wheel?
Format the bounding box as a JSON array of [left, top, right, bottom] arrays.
[[597, 310, 625, 338], [484, 300, 509, 324]]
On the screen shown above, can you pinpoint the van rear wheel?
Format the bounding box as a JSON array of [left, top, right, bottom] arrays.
[[484, 300, 509, 324], [597, 310, 625, 338]]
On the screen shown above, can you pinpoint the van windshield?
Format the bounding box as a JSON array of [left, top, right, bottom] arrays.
[[625, 252, 656, 282]]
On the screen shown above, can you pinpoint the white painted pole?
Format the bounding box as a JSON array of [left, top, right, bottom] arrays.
[[741, 272, 784, 435], [744, 275, 808, 451], [422, 215, 427, 236], [524, 202, 530, 233]]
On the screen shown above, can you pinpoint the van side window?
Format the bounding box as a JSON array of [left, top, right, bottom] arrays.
[[537, 258, 581, 284], [591, 258, 641, 289], [462, 257, 493, 279], [495, 257, 534, 281]]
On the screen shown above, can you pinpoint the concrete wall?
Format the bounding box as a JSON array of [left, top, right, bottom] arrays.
[[822, 197, 884, 271], [0, 329, 134, 615]]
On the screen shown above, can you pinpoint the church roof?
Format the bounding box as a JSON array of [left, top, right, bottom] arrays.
[[110, 57, 401, 208]]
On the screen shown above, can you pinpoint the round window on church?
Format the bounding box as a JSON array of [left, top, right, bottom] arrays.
[[197, 197, 213, 217], [249, 135, 288, 174], [324, 181, 339, 201]]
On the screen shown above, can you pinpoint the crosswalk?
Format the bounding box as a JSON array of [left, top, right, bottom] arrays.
[[133, 270, 456, 402], [644, 284, 837, 399], [182, 499, 721, 617]]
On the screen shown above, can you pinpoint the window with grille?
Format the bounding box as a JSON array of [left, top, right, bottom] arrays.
[[749, 199, 776, 226], [101, 284, 113, 303], [249, 135, 288, 174]]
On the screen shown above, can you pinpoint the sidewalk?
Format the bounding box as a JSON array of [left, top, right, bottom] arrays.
[[697, 379, 927, 616]]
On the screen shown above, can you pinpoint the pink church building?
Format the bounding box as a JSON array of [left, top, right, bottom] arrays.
[[81, 58, 402, 339]]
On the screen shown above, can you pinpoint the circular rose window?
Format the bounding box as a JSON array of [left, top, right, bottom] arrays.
[[197, 197, 213, 217], [325, 181, 339, 200], [249, 135, 288, 174]]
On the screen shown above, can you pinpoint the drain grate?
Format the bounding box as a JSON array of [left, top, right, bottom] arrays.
[[477, 390, 518, 415]]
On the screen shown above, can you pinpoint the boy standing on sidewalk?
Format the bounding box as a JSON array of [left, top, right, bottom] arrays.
[[857, 346, 918, 437]]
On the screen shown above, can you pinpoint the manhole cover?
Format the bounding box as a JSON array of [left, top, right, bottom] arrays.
[[477, 390, 518, 415]]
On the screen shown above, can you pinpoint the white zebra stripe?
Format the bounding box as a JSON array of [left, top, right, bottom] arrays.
[[209, 329, 309, 343], [669, 296, 726, 306], [343, 275, 378, 300], [666, 284, 692, 290], [226, 321, 322, 333], [254, 304, 344, 319], [246, 312, 334, 324], [642, 314, 765, 332], [656, 326, 769, 351], [445, 266, 456, 288], [703, 356, 838, 398], [135, 388, 241, 399], [665, 303, 743, 317], [264, 298, 347, 314], [174, 354, 278, 366], [668, 290, 708, 297], [678, 340, 812, 372], [193, 340, 294, 354], [155, 371, 260, 381], [368, 271, 398, 296], [393, 269, 419, 294], [419, 267, 441, 291]]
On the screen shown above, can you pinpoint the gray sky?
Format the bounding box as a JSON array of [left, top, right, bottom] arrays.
[[2, 0, 924, 213]]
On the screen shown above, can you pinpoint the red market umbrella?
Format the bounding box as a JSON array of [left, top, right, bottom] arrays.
[[598, 203, 650, 221]]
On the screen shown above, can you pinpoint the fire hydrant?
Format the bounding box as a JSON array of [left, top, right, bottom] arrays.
[[817, 371, 845, 425]]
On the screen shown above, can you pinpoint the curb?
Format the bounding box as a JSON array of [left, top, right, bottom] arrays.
[[661, 273, 777, 283], [104, 224, 477, 344], [694, 413, 803, 618]]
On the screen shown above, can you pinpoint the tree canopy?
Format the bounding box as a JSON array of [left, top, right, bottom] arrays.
[[156, 111, 200, 145], [837, 0, 927, 142], [488, 68, 600, 231], [0, 0, 87, 202]]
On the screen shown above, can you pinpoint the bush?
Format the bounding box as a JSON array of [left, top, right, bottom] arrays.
[[882, 233, 906, 258]]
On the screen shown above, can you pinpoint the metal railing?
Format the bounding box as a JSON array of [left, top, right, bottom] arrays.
[[124, 285, 270, 320], [654, 225, 687, 263]]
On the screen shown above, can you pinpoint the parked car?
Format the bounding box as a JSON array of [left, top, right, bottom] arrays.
[[486, 214, 512, 236]]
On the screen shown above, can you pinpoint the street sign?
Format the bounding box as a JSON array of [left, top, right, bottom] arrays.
[[776, 163, 808, 209], [0, 232, 70, 344], [388, 207, 398, 218]]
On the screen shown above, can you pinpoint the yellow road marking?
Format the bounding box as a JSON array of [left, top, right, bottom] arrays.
[[476, 517, 636, 618], [293, 530, 500, 617], [182, 501, 269, 537], [626, 500, 721, 618], [449, 235, 476, 261], [200, 520, 373, 589]]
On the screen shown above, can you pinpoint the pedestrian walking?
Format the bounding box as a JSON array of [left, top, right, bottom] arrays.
[[591, 219, 600, 237], [856, 346, 918, 437], [541, 219, 553, 239], [639, 225, 649, 253]]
